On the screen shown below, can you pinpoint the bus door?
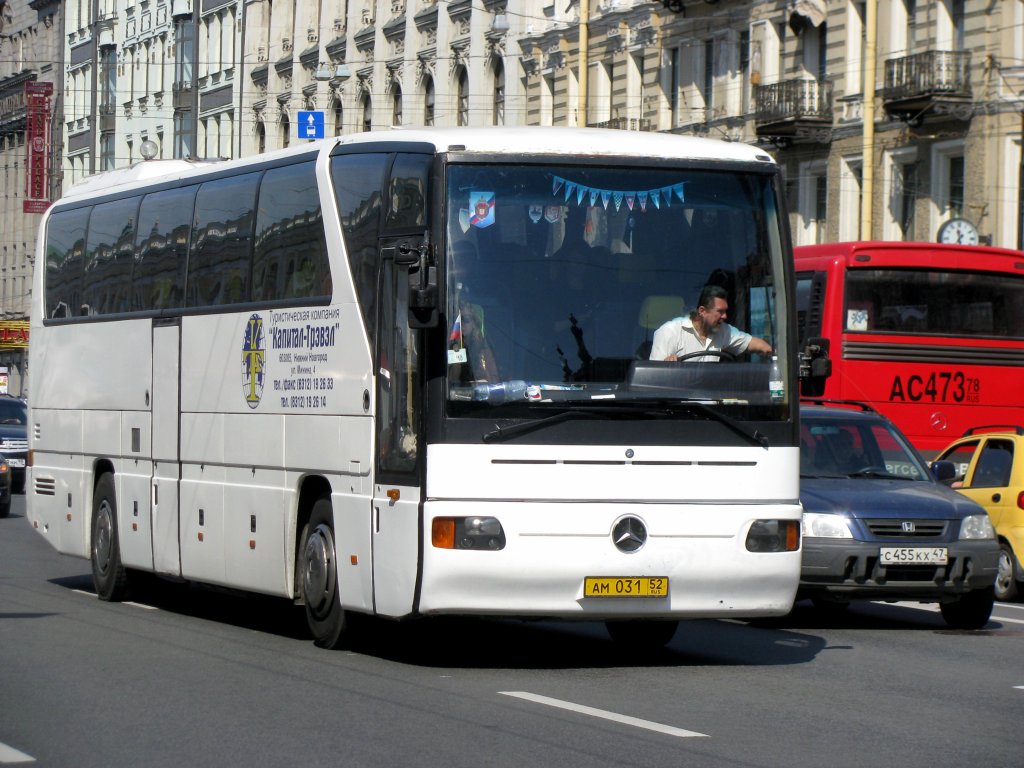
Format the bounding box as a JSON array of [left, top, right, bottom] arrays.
[[151, 317, 182, 576], [371, 244, 424, 617]]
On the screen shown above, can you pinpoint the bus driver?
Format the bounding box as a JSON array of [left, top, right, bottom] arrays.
[[650, 284, 773, 362]]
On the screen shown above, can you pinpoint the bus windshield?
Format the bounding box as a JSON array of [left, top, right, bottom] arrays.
[[443, 162, 787, 412]]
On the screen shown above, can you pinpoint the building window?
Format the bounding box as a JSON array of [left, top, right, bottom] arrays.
[[702, 39, 714, 116], [280, 113, 290, 148], [99, 132, 115, 171], [948, 155, 965, 218], [492, 60, 505, 126], [362, 94, 372, 132], [423, 76, 434, 126], [100, 47, 116, 113], [457, 68, 469, 126], [333, 99, 343, 136], [391, 85, 402, 127], [256, 121, 266, 154], [174, 16, 194, 89], [173, 110, 194, 159]]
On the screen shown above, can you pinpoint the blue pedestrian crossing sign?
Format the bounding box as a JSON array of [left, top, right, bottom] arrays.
[[297, 111, 325, 140]]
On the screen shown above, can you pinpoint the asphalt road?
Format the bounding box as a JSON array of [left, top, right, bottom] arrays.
[[2, 494, 1022, 768]]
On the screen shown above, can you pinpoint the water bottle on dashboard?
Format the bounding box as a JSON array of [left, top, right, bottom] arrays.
[[473, 380, 528, 403]]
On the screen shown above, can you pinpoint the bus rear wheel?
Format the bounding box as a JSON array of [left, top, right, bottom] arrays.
[[605, 620, 678, 649], [301, 497, 347, 649], [91, 473, 128, 601]]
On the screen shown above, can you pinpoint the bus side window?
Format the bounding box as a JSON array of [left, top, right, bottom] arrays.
[[83, 196, 139, 316], [187, 172, 260, 308], [134, 185, 198, 312], [45, 207, 90, 320], [253, 161, 329, 304], [330, 152, 390, 347]]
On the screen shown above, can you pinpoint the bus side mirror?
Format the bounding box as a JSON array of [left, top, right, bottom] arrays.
[[407, 233, 438, 329], [799, 337, 831, 397]]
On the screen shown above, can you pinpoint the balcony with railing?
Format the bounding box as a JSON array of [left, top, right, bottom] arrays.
[[883, 50, 972, 122], [753, 78, 833, 142]]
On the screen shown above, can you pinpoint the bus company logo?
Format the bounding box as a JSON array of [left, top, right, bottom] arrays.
[[241, 313, 266, 409]]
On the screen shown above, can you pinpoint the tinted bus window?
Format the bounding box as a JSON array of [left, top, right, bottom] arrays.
[[845, 268, 1024, 338], [385, 153, 430, 232], [252, 161, 329, 303], [134, 185, 198, 311], [188, 172, 260, 307], [330, 153, 388, 342], [45, 207, 90, 319], [82, 197, 139, 316]]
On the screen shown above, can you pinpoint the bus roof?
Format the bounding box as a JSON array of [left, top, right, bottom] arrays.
[[55, 127, 776, 206], [794, 240, 1024, 273]]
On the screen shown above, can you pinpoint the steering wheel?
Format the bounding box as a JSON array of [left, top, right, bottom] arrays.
[[674, 350, 736, 362]]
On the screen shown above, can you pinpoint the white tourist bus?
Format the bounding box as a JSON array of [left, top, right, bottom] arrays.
[[28, 127, 826, 648]]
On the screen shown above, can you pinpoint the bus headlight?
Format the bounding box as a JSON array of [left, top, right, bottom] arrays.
[[801, 512, 853, 539], [959, 514, 995, 540], [745, 519, 800, 552], [432, 517, 506, 550]]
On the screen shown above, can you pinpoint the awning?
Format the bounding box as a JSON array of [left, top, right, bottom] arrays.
[[789, 0, 827, 33]]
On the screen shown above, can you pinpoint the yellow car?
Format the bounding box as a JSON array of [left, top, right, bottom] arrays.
[[933, 426, 1024, 601]]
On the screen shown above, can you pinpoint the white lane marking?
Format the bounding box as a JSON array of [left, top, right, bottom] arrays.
[[124, 601, 157, 610], [882, 601, 1024, 625], [499, 691, 708, 739], [1014, 686, 1024, 691], [73, 590, 156, 610], [0, 742, 35, 764]]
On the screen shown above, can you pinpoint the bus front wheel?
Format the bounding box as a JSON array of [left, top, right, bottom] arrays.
[[301, 497, 347, 649], [91, 473, 128, 601]]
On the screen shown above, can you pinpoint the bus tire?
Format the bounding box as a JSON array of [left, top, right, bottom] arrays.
[[994, 542, 1020, 602], [939, 586, 994, 630], [605, 620, 678, 649], [301, 496, 347, 649], [91, 473, 128, 601]]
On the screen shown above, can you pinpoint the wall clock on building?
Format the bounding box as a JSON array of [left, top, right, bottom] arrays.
[[937, 217, 979, 245]]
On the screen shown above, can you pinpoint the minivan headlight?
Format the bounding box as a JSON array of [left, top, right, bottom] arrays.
[[959, 514, 995, 540], [801, 512, 853, 539]]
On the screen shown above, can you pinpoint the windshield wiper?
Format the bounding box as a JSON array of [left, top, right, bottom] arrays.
[[482, 407, 618, 443], [481, 399, 768, 448], [845, 468, 911, 480]]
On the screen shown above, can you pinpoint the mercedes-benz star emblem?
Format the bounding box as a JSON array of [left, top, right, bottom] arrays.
[[612, 516, 647, 553]]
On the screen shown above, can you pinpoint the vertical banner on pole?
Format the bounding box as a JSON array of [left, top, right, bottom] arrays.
[[24, 81, 54, 215]]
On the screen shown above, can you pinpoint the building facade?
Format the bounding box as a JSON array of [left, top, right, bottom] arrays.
[[0, 0, 61, 395]]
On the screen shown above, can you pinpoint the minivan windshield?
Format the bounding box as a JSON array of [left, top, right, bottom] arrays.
[[801, 415, 929, 480], [444, 162, 787, 415]]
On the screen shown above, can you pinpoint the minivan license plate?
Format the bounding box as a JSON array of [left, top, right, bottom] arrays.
[[584, 577, 668, 597], [879, 547, 947, 565]]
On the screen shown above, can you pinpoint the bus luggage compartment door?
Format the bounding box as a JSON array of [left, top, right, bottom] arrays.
[[151, 319, 181, 576]]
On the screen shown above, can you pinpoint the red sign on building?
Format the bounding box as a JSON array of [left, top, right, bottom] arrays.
[[24, 81, 53, 215]]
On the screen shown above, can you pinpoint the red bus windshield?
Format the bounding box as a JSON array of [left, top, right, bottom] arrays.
[[795, 242, 1024, 456]]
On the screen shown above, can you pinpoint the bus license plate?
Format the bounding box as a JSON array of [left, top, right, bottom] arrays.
[[879, 547, 948, 565], [584, 577, 669, 597]]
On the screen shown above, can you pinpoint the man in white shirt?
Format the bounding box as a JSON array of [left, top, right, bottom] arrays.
[[649, 284, 773, 362]]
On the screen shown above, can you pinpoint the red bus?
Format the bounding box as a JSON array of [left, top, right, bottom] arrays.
[[794, 241, 1024, 456]]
